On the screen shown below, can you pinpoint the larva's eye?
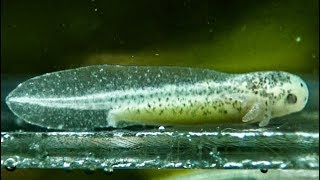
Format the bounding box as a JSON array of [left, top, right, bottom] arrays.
[[286, 93, 297, 104]]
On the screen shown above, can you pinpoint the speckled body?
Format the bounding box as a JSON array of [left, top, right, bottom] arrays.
[[6, 65, 309, 130]]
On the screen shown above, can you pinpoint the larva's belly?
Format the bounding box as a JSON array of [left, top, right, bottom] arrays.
[[109, 98, 248, 126]]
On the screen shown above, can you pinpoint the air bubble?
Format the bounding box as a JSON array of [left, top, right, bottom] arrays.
[[158, 126, 165, 132], [4, 158, 17, 171], [103, 167, 114, 175], [260, 168, 268, 173], [184, 160, 193, 168], [63, 162, 71, 169]]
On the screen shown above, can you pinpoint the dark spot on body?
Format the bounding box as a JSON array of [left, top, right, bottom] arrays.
[[159, 110, 164, 115], [252, 84, 257, 89]]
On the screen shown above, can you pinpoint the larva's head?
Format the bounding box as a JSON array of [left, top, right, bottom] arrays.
[[265, 71, 309, 117]]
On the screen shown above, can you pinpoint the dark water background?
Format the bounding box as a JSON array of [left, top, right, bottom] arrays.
[[1, 0, 319, 74]]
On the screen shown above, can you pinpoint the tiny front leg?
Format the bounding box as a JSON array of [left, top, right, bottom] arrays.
[[242, 101, 264, 123], [258, 112, 272, 127], [242, 100, 272, 127]]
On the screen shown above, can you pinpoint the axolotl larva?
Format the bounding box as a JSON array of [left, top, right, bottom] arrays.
[[6, 65, 309, 130]]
